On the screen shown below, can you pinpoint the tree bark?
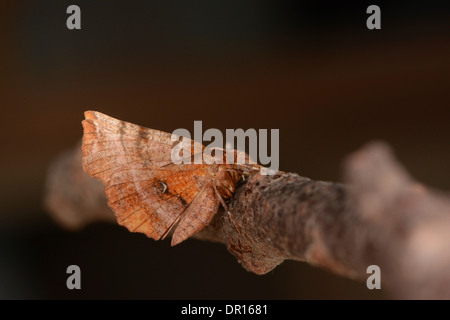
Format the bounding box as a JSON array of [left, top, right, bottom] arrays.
[[45, 141, 450, 299]]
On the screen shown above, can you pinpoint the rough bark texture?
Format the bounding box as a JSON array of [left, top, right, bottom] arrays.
[[45, 141, 450, 299]]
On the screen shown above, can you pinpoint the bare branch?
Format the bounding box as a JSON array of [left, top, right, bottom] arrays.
[[45, 141, 450, 299]]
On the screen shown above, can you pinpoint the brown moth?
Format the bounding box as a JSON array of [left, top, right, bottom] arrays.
[[81, 111, 260, 245]]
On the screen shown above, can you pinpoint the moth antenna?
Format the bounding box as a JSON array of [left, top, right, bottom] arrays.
[[160, 151, 204, 167], [225, 163, 261, 174]]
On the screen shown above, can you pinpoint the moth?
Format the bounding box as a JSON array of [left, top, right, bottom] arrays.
[[81, 111, 261, 245]]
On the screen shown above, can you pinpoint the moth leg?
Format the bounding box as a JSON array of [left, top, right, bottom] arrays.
[[213, 185, 241, 234], [227, 211, 241, 234], [160, 214, 182, 240]]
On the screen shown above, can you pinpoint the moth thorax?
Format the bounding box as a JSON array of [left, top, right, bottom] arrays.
[[214, 168, 237, 198]]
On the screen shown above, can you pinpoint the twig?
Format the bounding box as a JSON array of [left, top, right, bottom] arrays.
[[45, 141, 450, 299]]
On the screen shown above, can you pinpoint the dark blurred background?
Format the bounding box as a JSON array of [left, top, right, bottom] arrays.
[[0, 0, 449, 299]]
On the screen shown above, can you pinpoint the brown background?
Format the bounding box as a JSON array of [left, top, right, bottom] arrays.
[[0, 0, 449, 299]]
